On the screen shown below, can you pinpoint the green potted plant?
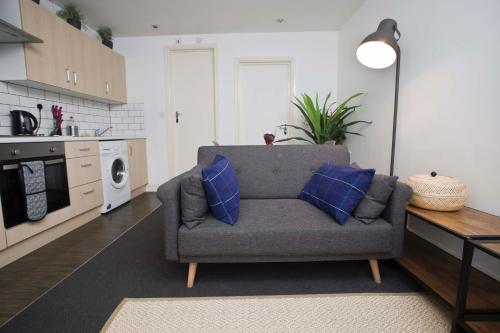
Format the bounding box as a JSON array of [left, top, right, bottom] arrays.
[[275, 92, 371, 145], [57, 3, 85, 30], [97, 27, 113, 49]]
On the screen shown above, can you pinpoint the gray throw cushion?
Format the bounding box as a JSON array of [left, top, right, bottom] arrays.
[[351, 162, 398, 224], [180, 165, 208, 229]]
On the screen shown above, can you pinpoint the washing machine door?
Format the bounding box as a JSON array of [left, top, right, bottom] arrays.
[[108, 154, 129, 189]]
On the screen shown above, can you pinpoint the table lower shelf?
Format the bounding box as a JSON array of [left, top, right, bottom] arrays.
[[397, 231, 500, 333]]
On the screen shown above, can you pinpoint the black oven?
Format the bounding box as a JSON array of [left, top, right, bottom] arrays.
[[0, 142, 70, 229]]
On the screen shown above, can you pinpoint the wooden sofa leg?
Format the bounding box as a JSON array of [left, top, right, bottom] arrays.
[[187, 262, 198, 288], [369, 259, 381, 284]]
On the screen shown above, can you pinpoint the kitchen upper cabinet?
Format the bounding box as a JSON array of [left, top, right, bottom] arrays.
[[0, 0, 127, 104], [95, 46, 127, 103], [127, 139, 148, 191], [21, 0, 62, 88], [110, 51, 127, 102]]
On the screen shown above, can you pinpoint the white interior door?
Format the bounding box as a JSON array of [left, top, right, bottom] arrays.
[[237, 60, 293, 145], [168, 48, 216, 175]]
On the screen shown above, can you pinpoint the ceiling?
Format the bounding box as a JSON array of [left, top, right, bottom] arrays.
[[51, 0, 365, 37]]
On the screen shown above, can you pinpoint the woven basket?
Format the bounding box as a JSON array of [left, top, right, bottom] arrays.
[[406, 173, 468, 211]]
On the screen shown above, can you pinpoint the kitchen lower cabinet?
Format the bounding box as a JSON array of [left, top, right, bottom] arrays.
[[127, 139, 148, 191], [69, 180, 103, 217], [0, 139, 103, 266]]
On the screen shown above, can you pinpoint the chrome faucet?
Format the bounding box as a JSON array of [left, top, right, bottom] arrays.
[[95, 126, 113, 137]]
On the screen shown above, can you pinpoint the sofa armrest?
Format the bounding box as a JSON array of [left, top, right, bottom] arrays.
[[157, 169, 193, 261], [380, 181, 413, 257]]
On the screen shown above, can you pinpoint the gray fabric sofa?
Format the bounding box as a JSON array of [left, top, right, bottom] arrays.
[[157, 145, 412, 288]]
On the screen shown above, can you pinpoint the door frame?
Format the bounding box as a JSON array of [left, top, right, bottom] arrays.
[[234, 58, 295, 144], [165, 45, 218, 178]]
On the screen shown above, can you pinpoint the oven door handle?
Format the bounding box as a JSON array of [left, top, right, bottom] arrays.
[[44, 158, 65, 166]]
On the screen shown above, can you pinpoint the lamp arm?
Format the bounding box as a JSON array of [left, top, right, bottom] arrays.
[[395, 28, 401, 41]]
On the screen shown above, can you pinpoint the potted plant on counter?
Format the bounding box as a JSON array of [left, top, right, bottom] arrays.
[[97, 27, 113, 49], [57, 3, 85, 30], [275, 92, 371, 145]]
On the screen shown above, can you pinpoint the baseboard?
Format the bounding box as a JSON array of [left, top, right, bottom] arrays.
[[0, 208, 101, 268], [146, 184, 158, 192], [131, 185, 148, 199]]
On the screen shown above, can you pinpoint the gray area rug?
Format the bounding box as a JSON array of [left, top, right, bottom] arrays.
[[0, 208, 422, 333]]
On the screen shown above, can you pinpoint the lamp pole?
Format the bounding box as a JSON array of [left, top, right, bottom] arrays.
[[389, 52, 400, 176]]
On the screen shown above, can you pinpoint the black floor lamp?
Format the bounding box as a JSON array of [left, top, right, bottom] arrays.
[[356, 18, 401, 176]]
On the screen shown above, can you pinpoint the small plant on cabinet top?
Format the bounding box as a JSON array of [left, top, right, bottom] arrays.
[[97, 27, 114, 49], [275, 92, 372, 145], [57, 3, 86, 30]]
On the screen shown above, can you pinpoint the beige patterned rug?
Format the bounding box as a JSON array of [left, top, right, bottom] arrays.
[[101, 293, 451, 333]]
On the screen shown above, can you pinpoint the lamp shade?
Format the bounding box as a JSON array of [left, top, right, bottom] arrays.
[[356, 19, 400, 69]]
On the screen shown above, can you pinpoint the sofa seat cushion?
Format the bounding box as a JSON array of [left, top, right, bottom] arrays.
[[178, 199, 393, 258]]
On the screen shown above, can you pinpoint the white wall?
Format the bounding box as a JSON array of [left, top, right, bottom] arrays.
[[115, 31, 339, 190], [338, 0, 500, 279]]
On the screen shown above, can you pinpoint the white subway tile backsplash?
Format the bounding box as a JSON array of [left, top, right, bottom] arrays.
[[72, 97, 83, 106], [0, 93, 20, 105], [0, 104, 9, 113], [19, 96, 37, 107], [60, 94, 73, 104], [0, 82, 7, 93], [115, 123, 129, 130], [0, 82, 145, 137], [7, 83, 28, 96], [0, 127, 11, 135], [44, 91, 60, 102], [28, 87, 45, 99], [0, 115, 12, 127], [83, 99, 94, 108]]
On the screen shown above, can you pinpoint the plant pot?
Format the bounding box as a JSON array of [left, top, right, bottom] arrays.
[[66, 18, 82, 30], [102, 39, 113, 49]]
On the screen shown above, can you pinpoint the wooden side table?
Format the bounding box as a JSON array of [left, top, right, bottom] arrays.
[[399, 206, 500, 333], [453, 239, 500, 332]]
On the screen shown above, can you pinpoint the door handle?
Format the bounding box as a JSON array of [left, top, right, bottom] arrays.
[[73, 71, 77, 85], [175, 111, 182, 124], [106, 82, 110, 94], [66, 69, 70, 83]]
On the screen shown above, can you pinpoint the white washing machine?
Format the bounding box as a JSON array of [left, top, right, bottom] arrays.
[[99, 140, 131, 213]]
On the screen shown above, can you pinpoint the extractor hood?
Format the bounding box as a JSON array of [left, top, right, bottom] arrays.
[[0, 18, 43, 43]]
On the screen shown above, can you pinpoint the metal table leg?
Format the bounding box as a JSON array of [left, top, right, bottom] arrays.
[[452, 240, 475, 333]]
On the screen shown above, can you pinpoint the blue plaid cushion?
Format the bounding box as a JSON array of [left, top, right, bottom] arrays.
[[202, 155, 240, 225], [299, 163, 375, 225]]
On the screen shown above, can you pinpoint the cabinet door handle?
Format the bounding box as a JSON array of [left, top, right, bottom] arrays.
[[79, 147, 91, 152], [73, 71, 77, 85], [66, 69, 70, 83], [82, 189, 95, 195], [80, 163, 92, 168], [106, 82, 110, 94]]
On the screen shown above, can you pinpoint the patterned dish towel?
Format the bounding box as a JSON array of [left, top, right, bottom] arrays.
[[18, 161, 48, 221]]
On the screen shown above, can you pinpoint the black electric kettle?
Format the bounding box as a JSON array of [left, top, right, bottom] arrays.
[[10, 110, 39, 135]]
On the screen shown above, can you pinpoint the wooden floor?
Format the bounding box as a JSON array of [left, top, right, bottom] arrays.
[[398, 231, 500, 333], [0, 192, 160, 325]]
